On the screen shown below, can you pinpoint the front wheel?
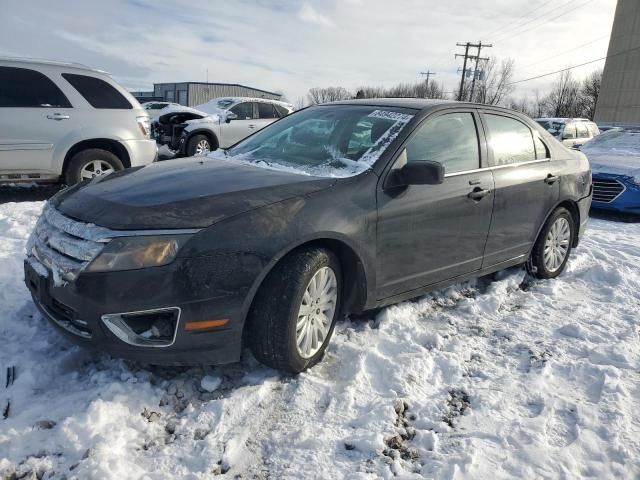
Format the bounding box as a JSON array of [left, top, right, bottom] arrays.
[[248, 248, 342, 373], [186, 134, 212, 157], [527, 207, 574, 279]]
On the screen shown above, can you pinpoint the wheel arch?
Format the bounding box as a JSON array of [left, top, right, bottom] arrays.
[[241, 236, 371, 338], [62, 139, 131, 175], [185, 129, 219, 151], [533, 199, 581, 252]]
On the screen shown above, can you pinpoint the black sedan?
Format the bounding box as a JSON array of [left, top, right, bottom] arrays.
[[24, 99, 592, 372]]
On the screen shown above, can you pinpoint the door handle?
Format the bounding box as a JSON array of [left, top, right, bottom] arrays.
[[248, 124, 257, 129], [468, 187, 491, 200], [46, 113, 70, 121], [544, 174, 558, 185]]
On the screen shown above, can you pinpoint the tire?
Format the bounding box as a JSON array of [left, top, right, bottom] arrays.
[[64, 148, 124, 185], [186, 134, 213, 157], [527, 207, 574, 279], [247, 248, 342, 373]]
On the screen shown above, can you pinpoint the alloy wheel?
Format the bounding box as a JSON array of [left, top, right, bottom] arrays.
[[295, 266, 338, 359], [80, 160, 115, 180], [543, 217, 571, 272], [194, 139, 210, 156]]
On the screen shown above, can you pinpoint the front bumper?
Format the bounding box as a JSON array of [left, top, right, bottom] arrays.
[[591, 174, 640, 215], [24, 256, 246, 366]]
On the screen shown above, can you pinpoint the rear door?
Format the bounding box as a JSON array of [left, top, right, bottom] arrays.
[[480, 112, 560, 267], [0, 65, 74, 175], [376, 110, 495, 299], [254, 102, 280, 131], [219, 101, 256, 147]]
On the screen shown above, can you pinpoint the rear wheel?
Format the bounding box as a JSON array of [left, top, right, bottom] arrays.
[[527, 207, 574, 279], [186, 134, 212, 157], [64, 149, 124, 185], [248, 248, 342, 373]]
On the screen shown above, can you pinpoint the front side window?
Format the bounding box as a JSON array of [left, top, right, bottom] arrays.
[[404, 112, 480, 174], [0, 66, 71, 108], [230, 102, 254, 119], [213, 105, 415, 177], [485, 114, 536, 166], [563, 124, 577, 139], [258, 102, 277, 119], [62, 73, 132, 109]]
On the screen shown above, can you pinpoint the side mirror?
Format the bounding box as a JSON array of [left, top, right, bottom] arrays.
[[386, 161, 444, 189], [225, 112, 238, 124]]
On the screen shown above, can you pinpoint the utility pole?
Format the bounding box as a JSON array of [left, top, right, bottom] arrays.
[[420, 70, 436, 85], [456, 43, 471, 101], [456, 42, 492, 102], [469, 42, 492, 102]]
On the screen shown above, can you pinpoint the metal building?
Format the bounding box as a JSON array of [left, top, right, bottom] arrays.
[[143, 82, 282, 107], [595, 0, 640, 125]]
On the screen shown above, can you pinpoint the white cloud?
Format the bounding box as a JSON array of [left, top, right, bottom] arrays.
[[298, 3, 334, 27], [0, 0, 617, 104]]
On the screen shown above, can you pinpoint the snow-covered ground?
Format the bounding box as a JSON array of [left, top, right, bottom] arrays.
[[1, 201, 639, 479]]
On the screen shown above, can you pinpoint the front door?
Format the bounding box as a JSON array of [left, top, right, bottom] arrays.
[[376, 111, 495, 299], [219, 101, 256, 148], [480, 112, 560, 267], [0, 66, 75, 175]]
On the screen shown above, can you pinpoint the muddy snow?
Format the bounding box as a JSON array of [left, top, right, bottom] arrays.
[[1, 201, 639, 479]]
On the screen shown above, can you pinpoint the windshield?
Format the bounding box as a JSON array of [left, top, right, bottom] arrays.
[[217, 99, 235, 109], [210, 105, 415, 177]]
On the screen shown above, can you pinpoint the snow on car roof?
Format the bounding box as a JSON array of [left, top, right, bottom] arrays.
[[195, 96, 294, 113]]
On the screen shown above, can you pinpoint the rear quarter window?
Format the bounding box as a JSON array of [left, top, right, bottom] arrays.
[[62, 73, 132, 109], [0, 66, 71, 108]]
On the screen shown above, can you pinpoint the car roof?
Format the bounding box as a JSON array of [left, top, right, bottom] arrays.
[[324, 98, 525, 115], [0, 56, 109, 74]]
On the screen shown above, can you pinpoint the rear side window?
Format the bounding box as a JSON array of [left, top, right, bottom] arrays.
[[576, 123, 589, 139], [485, 114, 536, 166], [588, 123, 600, 136], [62, 73, 132, 109], [405, 112, 480, 174], [274, 105, 290, 117], [0, 66, 71, 108], [257, 103, 277, 119], [563, 124, 577, 139], [230, 102, 254, 119]]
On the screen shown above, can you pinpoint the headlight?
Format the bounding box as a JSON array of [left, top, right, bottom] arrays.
[[86, 235, 190, 273]]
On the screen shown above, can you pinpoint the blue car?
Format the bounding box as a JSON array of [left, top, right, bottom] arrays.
[[580, 130, 640, 215]]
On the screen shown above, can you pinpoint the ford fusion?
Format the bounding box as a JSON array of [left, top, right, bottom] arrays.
[[25, 99, 592, 373]]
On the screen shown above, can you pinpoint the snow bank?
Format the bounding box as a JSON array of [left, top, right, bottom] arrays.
[[1, 202, 639, 479]]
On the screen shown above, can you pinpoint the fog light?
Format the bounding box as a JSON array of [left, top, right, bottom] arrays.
[[101, 307, 180, 347]]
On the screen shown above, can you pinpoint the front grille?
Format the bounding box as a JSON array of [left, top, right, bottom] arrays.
[[26, 204, 110, 283], [592, 178, 625, 203]]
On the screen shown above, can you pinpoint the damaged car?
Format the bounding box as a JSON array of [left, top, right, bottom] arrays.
[[25, 99, 592, 373], [151, 97, 293, 157]]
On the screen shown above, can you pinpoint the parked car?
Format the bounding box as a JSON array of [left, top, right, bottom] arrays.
[[141, 101, 181, 118], [580, 129, 640, 215], [151, 97, 293, 157], [535, 118, 600, 148], [0, 58, 157, 185], [25, 99, 592, 372]]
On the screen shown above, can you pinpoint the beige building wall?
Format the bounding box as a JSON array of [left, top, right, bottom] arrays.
[[594, 0, 640, 124]]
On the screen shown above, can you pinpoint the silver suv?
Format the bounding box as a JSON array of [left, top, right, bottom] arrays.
[[0, 58, 157, 185], [535, 118, 600, 148]]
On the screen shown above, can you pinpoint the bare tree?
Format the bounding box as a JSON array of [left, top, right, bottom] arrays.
[[545, 70, 581, 118], [472, 57, 515, 106], [307, 86, 352, 105], [354, 80, 448, 100], [579, 69, 602, 120]]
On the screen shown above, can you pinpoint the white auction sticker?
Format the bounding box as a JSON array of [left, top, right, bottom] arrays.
[[367, 110, 414, 122]]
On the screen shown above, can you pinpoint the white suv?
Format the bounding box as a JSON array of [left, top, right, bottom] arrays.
[[0, 58, 157, 185], [535, 118, 600, 148]]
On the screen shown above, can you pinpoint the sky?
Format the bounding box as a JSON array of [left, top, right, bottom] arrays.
[[0, 0, 617, 105]]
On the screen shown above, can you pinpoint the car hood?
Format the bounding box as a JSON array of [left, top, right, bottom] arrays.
[[585, 150, 640, 178], [52, 158, 336, 230]]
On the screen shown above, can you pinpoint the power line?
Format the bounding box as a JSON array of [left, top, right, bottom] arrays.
[[491, 0, 596, 43], [487, 0, 575, 42], [482, 0, 557, 39], [520, 35, 609, 70]]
